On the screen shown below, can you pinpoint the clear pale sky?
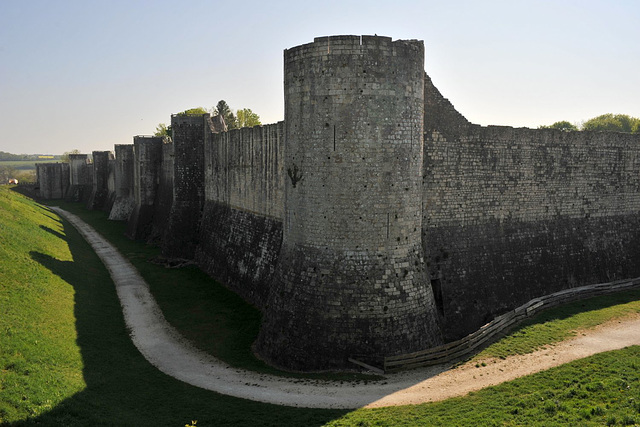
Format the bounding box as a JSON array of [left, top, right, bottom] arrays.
[[1, 0, 638, 155]]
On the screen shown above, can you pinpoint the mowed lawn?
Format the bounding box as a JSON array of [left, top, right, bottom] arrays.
[[0, 187, 344, 426], [1, 185, 640, 426]]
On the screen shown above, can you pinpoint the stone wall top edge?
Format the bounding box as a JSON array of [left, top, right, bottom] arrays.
[[470, 125, 640, 141], [285, 35, 421, 57], [171, 113, 210, 125], [213, 121, 285, 138], [133, 135, 165, 142], [435, 124, 640, 143]]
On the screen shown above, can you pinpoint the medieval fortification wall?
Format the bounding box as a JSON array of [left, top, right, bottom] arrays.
[[196, 122, 285, 306], [36, 34, 640, 371]]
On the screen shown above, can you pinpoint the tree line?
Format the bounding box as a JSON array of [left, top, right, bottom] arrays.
[[540, 114, 640, 133], [154, 100, 261, 140], [0, 152, 60, 161]]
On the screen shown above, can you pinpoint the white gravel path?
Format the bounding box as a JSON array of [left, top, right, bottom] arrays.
[[51, 206, 640, 409]]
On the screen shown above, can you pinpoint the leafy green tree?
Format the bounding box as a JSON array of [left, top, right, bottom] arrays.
[[153, 107, 208, 141], [581, 114, 639, 133], [0, 151, 28, 161], [213, 100, 238, 129], [178, 107, 208, 116], [0, 164, 18, 183], [236, 108, 261, 128], [154, 123, 171, 139], [539, 121, 578, 131], [61, 149, 81, 163]]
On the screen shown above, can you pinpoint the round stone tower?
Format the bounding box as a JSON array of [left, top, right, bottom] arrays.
[[256, 35, 442, 370]]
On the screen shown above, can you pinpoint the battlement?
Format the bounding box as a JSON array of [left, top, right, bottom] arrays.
[[286, 35, 422, 64]]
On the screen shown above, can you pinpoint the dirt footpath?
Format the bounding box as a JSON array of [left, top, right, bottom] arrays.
[[52, 206, 640, 409]]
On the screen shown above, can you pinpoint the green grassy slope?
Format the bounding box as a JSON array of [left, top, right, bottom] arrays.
[[0, 185, 85, 420], [328, 347, 640, 426], [476, 289, 640, 361], [0, 187, 344, 426]]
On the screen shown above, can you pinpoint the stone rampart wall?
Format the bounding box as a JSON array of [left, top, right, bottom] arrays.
[[127, 137, 163, 240], [196, 122, 285, 307], [423, 126, 640, 340], [162, 114, 210, 258], [86, 151, 113, 211], [205, 122, 285, 219], [149, 142, 174, 243], [65, 154, 92, 202], [105, 157, 116, 213], [36, 163, 69, 199], [257, 35, 442, 370], [32, 34, 640, 371], [109, 144, 135, 220]]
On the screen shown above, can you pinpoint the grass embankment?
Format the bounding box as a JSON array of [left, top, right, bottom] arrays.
[[2, 186, 640, 425], [329, 348, 640, 426], [477, 289, 640, 361], [0, 187, 345, 425]]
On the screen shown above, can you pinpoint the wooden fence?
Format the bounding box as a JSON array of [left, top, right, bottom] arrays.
[[350, 277, 640, 374]]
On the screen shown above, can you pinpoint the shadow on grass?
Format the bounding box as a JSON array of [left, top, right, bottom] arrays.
[[39, 224, 65, 240], [10, 213, 348, 426]]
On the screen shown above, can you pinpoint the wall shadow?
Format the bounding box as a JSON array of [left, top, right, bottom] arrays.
[[10, 214, 348, 426], [39, 224, 65, 240]]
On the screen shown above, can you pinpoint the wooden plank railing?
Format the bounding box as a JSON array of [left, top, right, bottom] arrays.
[[350, 277, 640, 373]]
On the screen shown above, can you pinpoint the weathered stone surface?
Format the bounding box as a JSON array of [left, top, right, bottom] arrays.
[[126, 136, 163, 240], [65, 154, 92, 202], [257, 35, 443, 370], [148, 141, 174, 243], [105, 157, 116, 213], [86, 151, 113, 210], [423, 126, 640, 340], [36, 163, 69, 199], [162, 114, 213, 258], [195, 122, 285, 306], [196, 201, 282, 307], [108, 144, 135, 220]]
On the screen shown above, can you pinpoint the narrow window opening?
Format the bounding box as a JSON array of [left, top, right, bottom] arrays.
[[430, 278, 444, 316], [333, 125, 336, 151], [386, 213, 390, 239]]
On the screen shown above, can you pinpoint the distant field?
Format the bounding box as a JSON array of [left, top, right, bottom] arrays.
[[0, 160, 62, 170]]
